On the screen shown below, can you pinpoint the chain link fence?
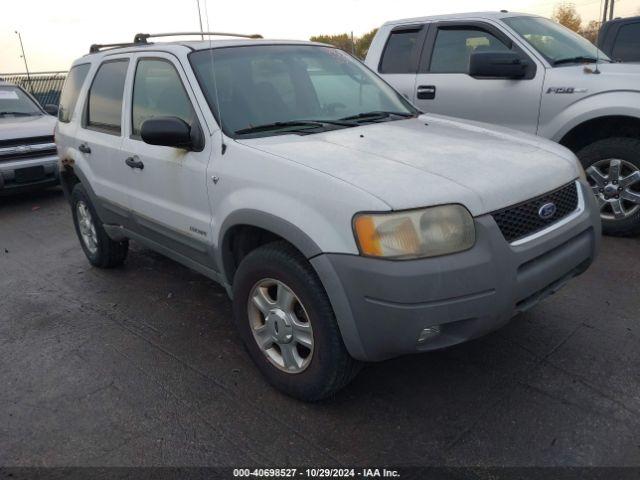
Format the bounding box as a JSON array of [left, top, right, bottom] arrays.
[[0, 71, 68, 107]]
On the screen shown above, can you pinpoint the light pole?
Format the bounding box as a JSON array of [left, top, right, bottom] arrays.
[[15, 30, 33, 93]]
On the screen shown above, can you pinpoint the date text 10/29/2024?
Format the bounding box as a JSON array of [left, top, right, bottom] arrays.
[[233, 468, 401, 478]]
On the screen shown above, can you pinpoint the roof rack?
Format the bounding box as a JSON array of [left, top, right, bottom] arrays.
[[89, 31, 263, 54], [133, 31, 263, 43]]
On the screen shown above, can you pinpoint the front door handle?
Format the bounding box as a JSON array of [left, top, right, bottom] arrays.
[[78, 143, 91, 154], [125, 156, 144, 170], [417, 85, 436, 100]]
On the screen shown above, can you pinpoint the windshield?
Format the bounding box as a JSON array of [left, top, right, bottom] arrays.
[[0, 86, 42, 116], [190, 45, 418, 137], [503, 16, 610, 65]]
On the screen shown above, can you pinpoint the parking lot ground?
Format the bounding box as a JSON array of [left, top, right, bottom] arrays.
[[1, 188, 639, 467]]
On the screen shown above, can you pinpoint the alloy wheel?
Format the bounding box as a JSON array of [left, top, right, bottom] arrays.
[[586, 158, 640, 220]]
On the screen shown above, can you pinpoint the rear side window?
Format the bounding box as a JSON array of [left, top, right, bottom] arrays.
[[430, 28, 511, 73], [379, 28, 422, 74], [86, 59, 129, 134], [612, 23, 640, 62], [58, 63, 90, 123], [131, 59, 196, 137]]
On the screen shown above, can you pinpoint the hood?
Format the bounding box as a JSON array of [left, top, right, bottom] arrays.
[[0, 114, 56, 140], [238, 115, 580, 216]]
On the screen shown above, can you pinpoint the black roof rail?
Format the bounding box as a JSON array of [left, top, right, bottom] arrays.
[[89, 42, 140, 53], [133, 31, 263, 43]]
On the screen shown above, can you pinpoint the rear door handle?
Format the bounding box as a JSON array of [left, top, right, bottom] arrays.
[[78, 143, 91, 154], [125, 156, 144, 170], [417, 85, 436, 100]]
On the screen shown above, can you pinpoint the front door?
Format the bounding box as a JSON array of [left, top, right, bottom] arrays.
[[414, 21, 545, 134], [120, 53, 215, 267]]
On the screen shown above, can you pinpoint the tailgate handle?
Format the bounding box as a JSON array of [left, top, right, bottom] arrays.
[[417, 85, 436, 100]]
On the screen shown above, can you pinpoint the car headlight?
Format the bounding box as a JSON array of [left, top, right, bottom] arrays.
[[353, 205, 475, 259]]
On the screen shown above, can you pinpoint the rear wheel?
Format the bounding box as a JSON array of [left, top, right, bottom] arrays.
[[232, 241, 360, 401], [578, 137, 640, 236], [71, 183, 129, 268]]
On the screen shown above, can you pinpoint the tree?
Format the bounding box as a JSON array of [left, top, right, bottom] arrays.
[[580, 20, 600, 44], [553, 2, 582, 32], [310, 29, 378, 60]]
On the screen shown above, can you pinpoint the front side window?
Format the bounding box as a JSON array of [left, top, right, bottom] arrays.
[[379, 28, 422, 73], [131, 59, 196, 137], [430, 28, 511, 73], [58, 63, 90, 123], [612, 23, 640, 62], [190, 45, 417, 137], [0, 85, 42, 117], [503, 16, 610, 65], [86, 59, 129, 134]]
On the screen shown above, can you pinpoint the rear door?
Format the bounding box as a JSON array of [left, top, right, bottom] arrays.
[[120, 52, 215, 267], [413, 21, 544, 134], [74, 55, 133, 219], [375, 24, 427, 101]]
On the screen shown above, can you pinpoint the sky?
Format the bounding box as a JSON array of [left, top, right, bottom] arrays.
[[1, 0, 638, 72]]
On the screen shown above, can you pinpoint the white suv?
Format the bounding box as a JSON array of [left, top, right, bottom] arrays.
[[56, 33, 601, 400]]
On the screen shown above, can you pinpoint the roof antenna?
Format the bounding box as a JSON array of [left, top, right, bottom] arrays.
[[196, 0, 204, 40]]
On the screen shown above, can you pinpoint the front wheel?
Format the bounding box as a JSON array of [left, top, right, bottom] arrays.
[[578, 137, 640, 237], [232, 242, 360, 401]]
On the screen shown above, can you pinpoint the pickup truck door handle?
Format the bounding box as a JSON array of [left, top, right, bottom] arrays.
[[78, 143, 91, 154], [417, 85, 436, 100], [125, 156, 144, 170]]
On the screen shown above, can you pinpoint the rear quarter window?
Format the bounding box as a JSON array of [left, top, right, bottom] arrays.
[[612, 23, 640, 62], [58, 63, 90, 123]]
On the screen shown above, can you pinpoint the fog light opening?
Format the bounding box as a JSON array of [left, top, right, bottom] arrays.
[[417, 326, 441, 345]]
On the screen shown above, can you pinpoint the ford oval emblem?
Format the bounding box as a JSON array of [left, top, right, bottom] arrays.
[[538, 202, 557, 220]]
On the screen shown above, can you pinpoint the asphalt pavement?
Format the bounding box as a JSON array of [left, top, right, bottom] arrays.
[[1, 188, 639, 467]]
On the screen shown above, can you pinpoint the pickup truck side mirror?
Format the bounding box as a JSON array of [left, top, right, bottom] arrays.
[[469, 52, 527, 79], [140, 116, 203, 151], [43, 104, 59, 116]]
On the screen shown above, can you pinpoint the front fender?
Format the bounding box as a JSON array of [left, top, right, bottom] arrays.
[[540, 91, 640, 142]]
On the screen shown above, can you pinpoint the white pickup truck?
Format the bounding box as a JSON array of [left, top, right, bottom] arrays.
[[366, 11, 640, 236]]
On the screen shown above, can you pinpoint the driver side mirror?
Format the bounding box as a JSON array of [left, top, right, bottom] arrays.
[[469, 52, 527, 79], [43, 104, 59, 116], [140, 116, 203, 151]]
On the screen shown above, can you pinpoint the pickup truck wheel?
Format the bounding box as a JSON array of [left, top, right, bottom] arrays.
[[578, 137, 640, 236], [232, 241, 360, 401], [71, 183, 129, 268]]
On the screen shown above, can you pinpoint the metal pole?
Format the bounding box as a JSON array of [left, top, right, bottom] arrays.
[[609, 0, 615, 20], [196, 0, 204, 40], [602, 0, 609, 22], [15, 31, 33, 93], [351, 31, 355, 55]]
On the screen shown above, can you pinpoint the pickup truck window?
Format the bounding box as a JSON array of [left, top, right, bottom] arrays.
[[131, 59, 196, 137], [190, 45, 417, 138], [612, 23, 640, 62], [503, 16, 610, 65], [379, 28, 422, 73], [430, 28, 511, 73], [86, 59, 129, 134]]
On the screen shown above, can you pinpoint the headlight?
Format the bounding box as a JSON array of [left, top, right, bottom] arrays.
[[353, 205, 475, 259]]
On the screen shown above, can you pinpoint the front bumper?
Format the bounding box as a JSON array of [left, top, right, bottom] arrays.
[[0, 155, 59, 195], [311, 181, 601, 362]]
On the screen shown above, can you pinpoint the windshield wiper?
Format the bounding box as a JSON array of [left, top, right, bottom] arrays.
[[553, 56, 598, 66], [235, 120, 354, 136], [339, 111, 415, 122], [0, 111, 35, 116]]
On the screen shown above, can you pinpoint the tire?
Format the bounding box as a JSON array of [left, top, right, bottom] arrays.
[[578, 137, 640, 237], [70, 183, 129, 268], [232, 241, 360, 401]]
